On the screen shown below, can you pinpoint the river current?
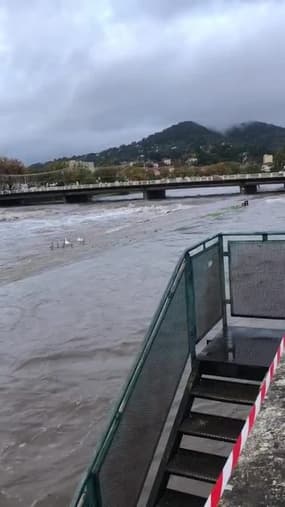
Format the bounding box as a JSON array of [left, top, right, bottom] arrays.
[[0, 186, 284, 506]]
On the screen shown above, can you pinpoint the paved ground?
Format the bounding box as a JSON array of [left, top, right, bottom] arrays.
[[220, 358, 285, 507]]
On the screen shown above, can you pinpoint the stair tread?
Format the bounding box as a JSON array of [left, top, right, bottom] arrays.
[[200, 359, 267, 382], [180, 412, 244, 442], [167, 448, 226, 483], [192, 378, 259, 404], [157, 489, 206, 507]]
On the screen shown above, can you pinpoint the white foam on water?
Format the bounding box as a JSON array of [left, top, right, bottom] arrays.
[[265, 197, 284, 203], [0, 202, 195, 234], [106, 224, 130, 234]]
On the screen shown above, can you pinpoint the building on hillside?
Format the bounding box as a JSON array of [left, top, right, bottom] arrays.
[[67, 160, 96, 172], [261, 153, 273, 172], [263, 154, 273, 165], [146, 162, 159, 169], [162, 158, 172, 166], [186, 156, 198, 165]]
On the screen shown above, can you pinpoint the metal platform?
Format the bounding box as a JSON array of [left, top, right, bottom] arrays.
[[199, 326, 284, 367]]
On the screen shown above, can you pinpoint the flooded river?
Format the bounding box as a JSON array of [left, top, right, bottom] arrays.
[[0, 186, 285, 506]]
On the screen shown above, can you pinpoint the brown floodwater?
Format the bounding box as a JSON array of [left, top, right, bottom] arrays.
[[0, 187, 284, 506]]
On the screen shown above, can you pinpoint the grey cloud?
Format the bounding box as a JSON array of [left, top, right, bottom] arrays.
[[109, 0, 192, 20], [110, 0, 264, 20], [0, 0, 284, 163]]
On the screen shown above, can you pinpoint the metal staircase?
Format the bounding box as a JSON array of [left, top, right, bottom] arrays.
[[70, 233, 285, 507], [150, 329, 279, 506]]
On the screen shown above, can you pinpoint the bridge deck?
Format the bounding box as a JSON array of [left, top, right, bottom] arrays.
[[1, 172, 285, 205]]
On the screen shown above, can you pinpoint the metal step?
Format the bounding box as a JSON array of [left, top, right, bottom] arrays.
[[167, 448, 226, 483], [157, 489, 206, 507], [191, 378, 259, 405], [199, 360, 267, 382], [179, 412, 244, 443]]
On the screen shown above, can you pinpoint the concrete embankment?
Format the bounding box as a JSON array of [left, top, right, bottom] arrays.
[[221, 358, 285, 507]]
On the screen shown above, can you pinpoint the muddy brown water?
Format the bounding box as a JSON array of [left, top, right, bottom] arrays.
[[0, 186, 284, 506]]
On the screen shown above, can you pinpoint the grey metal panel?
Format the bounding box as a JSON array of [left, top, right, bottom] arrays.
[[229, 240, 285, 318], [192, 243, 223, 341], [98, 271, 189, 507]]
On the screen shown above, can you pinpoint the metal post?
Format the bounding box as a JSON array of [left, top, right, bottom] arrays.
[[218, 234, 228, 337], [218, 234, 235, 359], [219, 235, 236, 360], [184, 253, 197, 362], [85, 473, 101, 507]]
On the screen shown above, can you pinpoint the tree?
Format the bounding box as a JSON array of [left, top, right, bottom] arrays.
[[95, 166, 118, 182], [0, 157, 24, 175], [274, 151, 285, 171], [0, 157, 25, 190], [121, 166, 146, 181]]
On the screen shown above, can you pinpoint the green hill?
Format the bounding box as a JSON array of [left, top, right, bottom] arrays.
[[226, 121, 285, 152], [30, 121, 285, 168], [78, 121, 285, 165], [78, 121, 222, 165]]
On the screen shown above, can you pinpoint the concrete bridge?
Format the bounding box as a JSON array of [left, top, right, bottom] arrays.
[[0, 172, 285, 205]]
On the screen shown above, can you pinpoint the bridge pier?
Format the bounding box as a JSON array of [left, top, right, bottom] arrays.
[[65, 193, 92, 203], [143, 189, 166, 200], [240, 184, 257, 195]]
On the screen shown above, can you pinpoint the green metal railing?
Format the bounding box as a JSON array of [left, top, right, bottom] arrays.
[[70, 234, 223, 507], [71, 232, 285, 507]]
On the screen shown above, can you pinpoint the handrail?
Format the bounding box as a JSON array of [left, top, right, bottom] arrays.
[[222, 231, 285, 236], [70, 233, 220, 506]]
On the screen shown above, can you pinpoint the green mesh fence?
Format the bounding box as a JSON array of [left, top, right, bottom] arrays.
[[229, 239, 285, 318], [191, 242, 223, 340], [97, 268, 189, 507]]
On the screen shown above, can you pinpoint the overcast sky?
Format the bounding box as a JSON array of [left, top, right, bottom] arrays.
[[0, 0, 285, 163]]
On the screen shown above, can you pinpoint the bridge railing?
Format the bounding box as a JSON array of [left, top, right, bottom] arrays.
[[0, 172, 284, 195]]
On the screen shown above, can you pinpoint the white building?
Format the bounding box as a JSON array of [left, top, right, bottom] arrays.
[[67, 160, 96, 172], [162, 158, 172, 166], [263, 154, 273, 165], [261, 154, 274, 172], [187, 157, 198, 165]]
